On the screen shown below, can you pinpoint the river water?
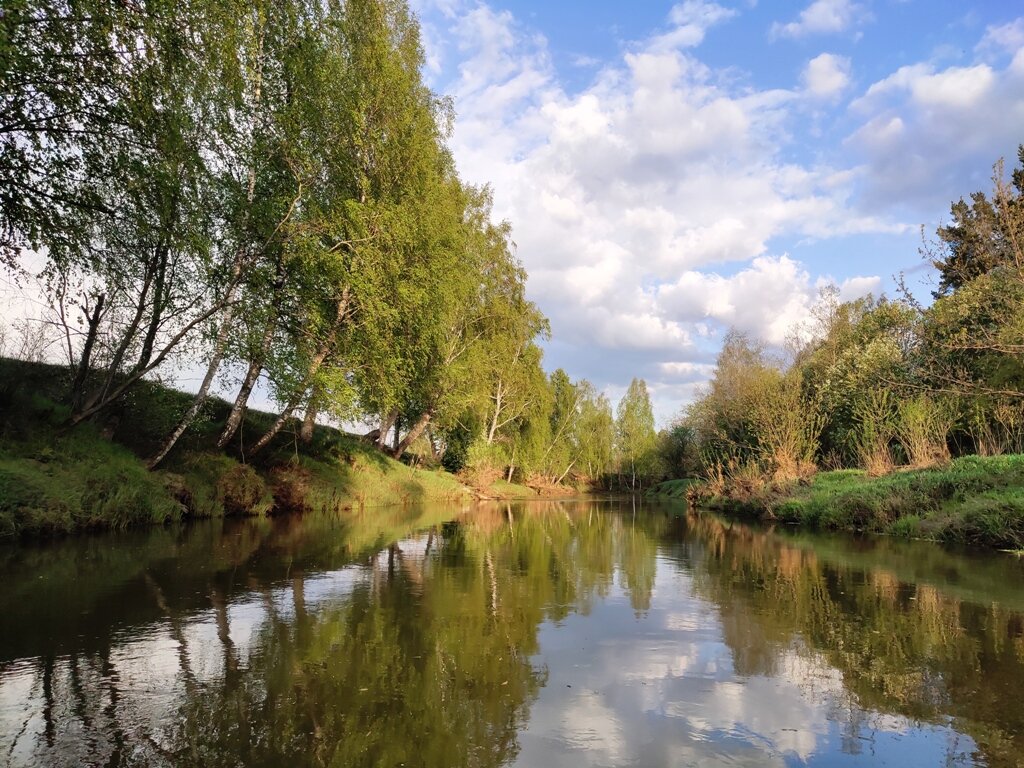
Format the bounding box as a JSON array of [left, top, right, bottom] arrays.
[[1, 499, 1023, 767]]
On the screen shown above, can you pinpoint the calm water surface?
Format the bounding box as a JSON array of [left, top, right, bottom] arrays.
[[2, 500, 1024, 767]]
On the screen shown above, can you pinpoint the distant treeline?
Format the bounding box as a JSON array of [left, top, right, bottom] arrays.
[[1, 0, 661, 488], [659, 148, 1024, 493]]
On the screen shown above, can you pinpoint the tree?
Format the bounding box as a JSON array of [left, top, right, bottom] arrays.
[[577, 388, 615, 484], [930, 146, 1024, 297], [616, 378, 657, 491], [43, 0, 233, 430], [0, 0, 125, 269], [658, 420, 697, 478], [913, 151, 1024, 430]]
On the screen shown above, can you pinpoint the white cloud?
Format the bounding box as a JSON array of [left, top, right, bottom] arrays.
[[656, 256, 879, 346], [658, 361, 718, 381], [846, 50, 1024, 212], [571, 54, 601, 69], [646, 0, 738, 52], [406, 0, 912, 419], [976, 18, 1024, 57], [801, 53, 851, 98], [770, 0, 866, 40], [911, 65, 996, 109]]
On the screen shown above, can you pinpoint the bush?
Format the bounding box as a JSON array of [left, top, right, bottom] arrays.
[[459, 440, 507, 488], [853, 390, 898, 476], [269, 465, 312, 514], [896, 395, 955, 469], [888, 514, 922, 538]]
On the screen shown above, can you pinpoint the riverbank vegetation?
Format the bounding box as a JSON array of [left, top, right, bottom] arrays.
[[657, 149, 1024, 548], [0, 0, 670, 536], [0, 354, 664, 536]]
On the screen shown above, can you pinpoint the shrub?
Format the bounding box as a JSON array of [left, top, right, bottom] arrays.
[[269, 465, 312, 514], [896, 395, 955, 469], [889, 514, 922, 538], [853, 390, 898, 476], [459, 440, 506, 488], [751, 374, 824, 483]]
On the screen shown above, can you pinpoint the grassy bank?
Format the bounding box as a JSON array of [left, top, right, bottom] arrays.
[[692, 455, 1024, 549], [0, 358, 482, 538], [646, 478, 698, 499]]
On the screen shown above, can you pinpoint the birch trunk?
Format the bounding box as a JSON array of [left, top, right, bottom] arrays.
[[392, 411, 431, 458]]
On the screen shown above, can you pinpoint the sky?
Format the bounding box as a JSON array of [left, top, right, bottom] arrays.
[[408, 0, 1024, 424]]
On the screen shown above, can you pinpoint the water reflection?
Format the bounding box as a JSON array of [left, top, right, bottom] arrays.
[[1, 501, 1023, 766]]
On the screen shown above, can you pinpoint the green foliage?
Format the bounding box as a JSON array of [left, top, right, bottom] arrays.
[[3, 0, 556, 475], [0, 358, 474, 537], [461, 439, 509, 488], [852, 389, 899, 476], [677, 150, 1024, 516], [615, 378, 659, 489], [751, 372, 824, 481], [657, 421, 698, 478], [687, 330, 774, 466], [895, 395, 956, 468], [931, 145, 1024, 296]]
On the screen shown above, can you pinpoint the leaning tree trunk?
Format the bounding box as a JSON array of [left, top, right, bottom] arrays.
[[147, 304, 238, 469], [217, 254, 285, 448], [217, 325, 274, 449], [299, 390, 319, 444], [70, 293, 105, 411], [246, 288, 350, 455], [247, 390, 304, 456], [377, 409, 399, 451], [147, 25, 268, 468], [391, 411, 431, 458]]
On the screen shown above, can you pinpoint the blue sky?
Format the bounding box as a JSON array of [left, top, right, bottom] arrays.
[[413, 0, 1024, 424]]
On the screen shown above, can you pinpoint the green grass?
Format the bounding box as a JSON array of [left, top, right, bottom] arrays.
[[484, 478, 540, 499], [646, 478, 698, 499], [0, 358, 470, 539], [0, 418, 183, 537], [700, 455, 1024, 549]]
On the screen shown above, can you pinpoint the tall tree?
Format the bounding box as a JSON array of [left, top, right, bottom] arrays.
[[931, 146, 1024, 297], [616, 378, 657, 491]]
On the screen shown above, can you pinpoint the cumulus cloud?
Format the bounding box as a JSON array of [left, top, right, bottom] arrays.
[[406, 0, 909, 418], [655, 256, 879, 346], [801, 53, 851, 98], [770, 0, 867, 40], [658, 361, 718, 381], [846, 51, 1024, 212]]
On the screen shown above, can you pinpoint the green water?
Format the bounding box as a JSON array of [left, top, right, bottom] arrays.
[[2, 500, 1024, 767]]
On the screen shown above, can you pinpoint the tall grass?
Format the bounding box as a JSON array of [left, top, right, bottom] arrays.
[[852, 390, 898, 476], [895, 395, 955, 468], [752, 376, 824, 483], [969, 400, 1024, 456]]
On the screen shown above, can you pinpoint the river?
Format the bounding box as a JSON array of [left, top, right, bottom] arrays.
[[1, 499, 1023, 767]]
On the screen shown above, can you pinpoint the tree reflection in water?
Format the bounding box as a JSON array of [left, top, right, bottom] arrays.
[[0, 501, 1022, 766]]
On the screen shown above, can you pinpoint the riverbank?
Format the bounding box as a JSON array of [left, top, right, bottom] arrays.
[[645, 478, 698, 500], [0, 359, 552, 538], [674, 455, 1024, 549]]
